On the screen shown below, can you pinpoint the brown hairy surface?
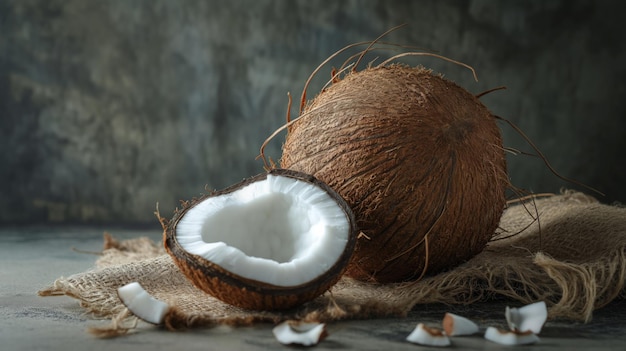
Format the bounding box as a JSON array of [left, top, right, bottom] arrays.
[[281, 65, 508, 282]]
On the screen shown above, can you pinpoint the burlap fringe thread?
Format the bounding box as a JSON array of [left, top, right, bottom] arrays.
[[39, 191, 626, 337]]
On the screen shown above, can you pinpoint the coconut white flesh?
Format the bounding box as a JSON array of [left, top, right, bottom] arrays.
[[175, 174, 350, 287], [406, 323, 451, 347], [505, 301, 547, 334], [117, 282, 169, 324], [272, 321, 327, 346], [484, 327, 540, 346], [442, 312, 479, 336]]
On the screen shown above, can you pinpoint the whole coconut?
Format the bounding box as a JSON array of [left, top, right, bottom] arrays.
[[280, 64, 508, 283]]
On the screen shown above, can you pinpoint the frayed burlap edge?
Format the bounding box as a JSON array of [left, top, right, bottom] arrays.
[[39, 190, 626, 337]]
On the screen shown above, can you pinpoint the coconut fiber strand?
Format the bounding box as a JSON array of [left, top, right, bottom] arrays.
[[39, 191, 626, 337]]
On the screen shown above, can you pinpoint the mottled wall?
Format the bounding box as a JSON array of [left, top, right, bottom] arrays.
[[1, 0, 624, 225]]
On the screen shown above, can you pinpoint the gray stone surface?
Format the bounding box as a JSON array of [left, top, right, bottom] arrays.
[[2, 226, 626, 350], [1, 0, 625, 224]]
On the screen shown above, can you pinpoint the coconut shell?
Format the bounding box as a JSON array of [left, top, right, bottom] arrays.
[[163, 169, 358, 310], [281, 65, 508, 283]]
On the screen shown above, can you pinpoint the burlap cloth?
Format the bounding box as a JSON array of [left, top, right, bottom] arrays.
[[39, 191, 626, 336]]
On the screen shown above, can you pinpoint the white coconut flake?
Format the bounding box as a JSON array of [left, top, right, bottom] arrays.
[[442, 312, 479, 336], [272, 321, 327, 346], [406, 323, 451, 347], [175, 174, 351, 287], [117, 282, 169, 325], [505, 301, 547, 334], [484, 327, 540, 346]]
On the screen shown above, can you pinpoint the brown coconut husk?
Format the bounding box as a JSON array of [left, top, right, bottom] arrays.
[[39, 191, 626, 337], [280, 64, 509, 283]]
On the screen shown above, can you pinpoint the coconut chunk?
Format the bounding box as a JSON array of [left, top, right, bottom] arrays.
[[484, 327, 540, 346], [117, 282, 169, 325], [272, 321, 328, 346], [442, 312, 479, 336], [505, 301, 547, 334], [406, 323, 451, 347]]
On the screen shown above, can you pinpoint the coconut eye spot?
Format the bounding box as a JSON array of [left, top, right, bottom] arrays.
[[175, 174, 350, 287]]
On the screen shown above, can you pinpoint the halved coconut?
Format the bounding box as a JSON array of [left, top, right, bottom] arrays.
[[164, 169, 357, 310]]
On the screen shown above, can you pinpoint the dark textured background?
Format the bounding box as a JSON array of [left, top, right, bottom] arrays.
[[1, 0, 624, 226]]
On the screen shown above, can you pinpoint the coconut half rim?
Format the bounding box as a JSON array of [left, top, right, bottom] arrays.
[[164, 169, 357, 310]]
